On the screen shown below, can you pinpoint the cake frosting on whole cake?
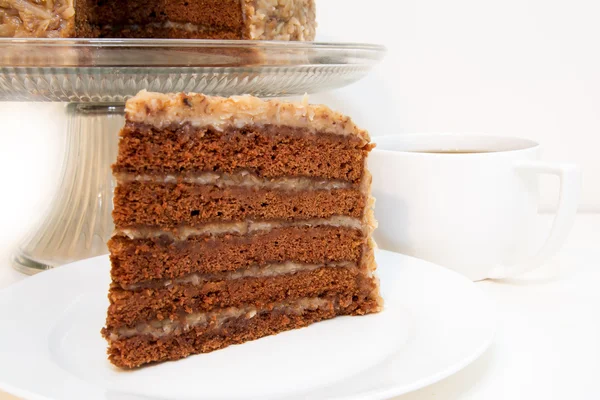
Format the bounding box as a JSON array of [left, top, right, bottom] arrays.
[[101, 90, 382, 368], [0, 0, 316, 39]]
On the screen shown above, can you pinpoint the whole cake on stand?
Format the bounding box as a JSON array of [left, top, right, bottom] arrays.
[[0, 0, 315, 40]]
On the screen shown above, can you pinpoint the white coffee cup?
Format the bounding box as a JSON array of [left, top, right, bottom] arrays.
[[369, 133, 581, 281]]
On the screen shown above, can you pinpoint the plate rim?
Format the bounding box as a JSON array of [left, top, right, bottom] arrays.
[[341, 317, 495, 400], [316, 250, 497, 400], [0, 250, 495, 400]]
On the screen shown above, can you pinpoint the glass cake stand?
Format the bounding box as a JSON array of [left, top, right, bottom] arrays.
[[0, 38, 386, 274]]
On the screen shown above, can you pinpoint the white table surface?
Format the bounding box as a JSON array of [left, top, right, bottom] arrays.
[[1, 214, 599, 400]]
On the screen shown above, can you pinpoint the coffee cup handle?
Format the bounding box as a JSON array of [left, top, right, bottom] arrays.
[[488, 161, 581, 279]]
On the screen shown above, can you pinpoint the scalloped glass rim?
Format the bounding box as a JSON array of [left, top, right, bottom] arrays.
[[0, 38, 385, 49], [0, 38, 386, 67], [0, 39, 386, 100]]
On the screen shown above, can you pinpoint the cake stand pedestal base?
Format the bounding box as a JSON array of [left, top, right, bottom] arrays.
[[12, 104, 123, 274]]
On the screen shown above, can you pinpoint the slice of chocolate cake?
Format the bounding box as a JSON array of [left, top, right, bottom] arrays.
[[102, 91, 382, 368], [0, 0, 316, 39]]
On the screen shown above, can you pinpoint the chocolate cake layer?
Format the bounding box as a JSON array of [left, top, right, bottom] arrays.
[[113, 183, 365, 228], [109, 226, 366, 285], [75, 0, 243, 39], [80, 24, 244, 39], [79, 0, 244, 27], [103, 294, 380, 368], [106, 265, 377, 329], [114, 123, 371, 183]]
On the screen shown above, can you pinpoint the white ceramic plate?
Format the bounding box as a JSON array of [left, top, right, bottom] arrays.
[[0, 250, 495, 400]]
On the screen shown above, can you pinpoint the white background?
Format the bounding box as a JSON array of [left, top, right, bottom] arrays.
[[312, 0, 600, 212], [1, 1, 600, 399]]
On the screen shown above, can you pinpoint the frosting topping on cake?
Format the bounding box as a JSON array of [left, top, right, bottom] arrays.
[[125, 91, 370, 143], [0, 0, 74, 37], [115, 171, 355, 191], [244, 0, 316, 40], [109, 297, 333, 340], [124, 261, 357, 290], [115, 215, 367, 240]]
